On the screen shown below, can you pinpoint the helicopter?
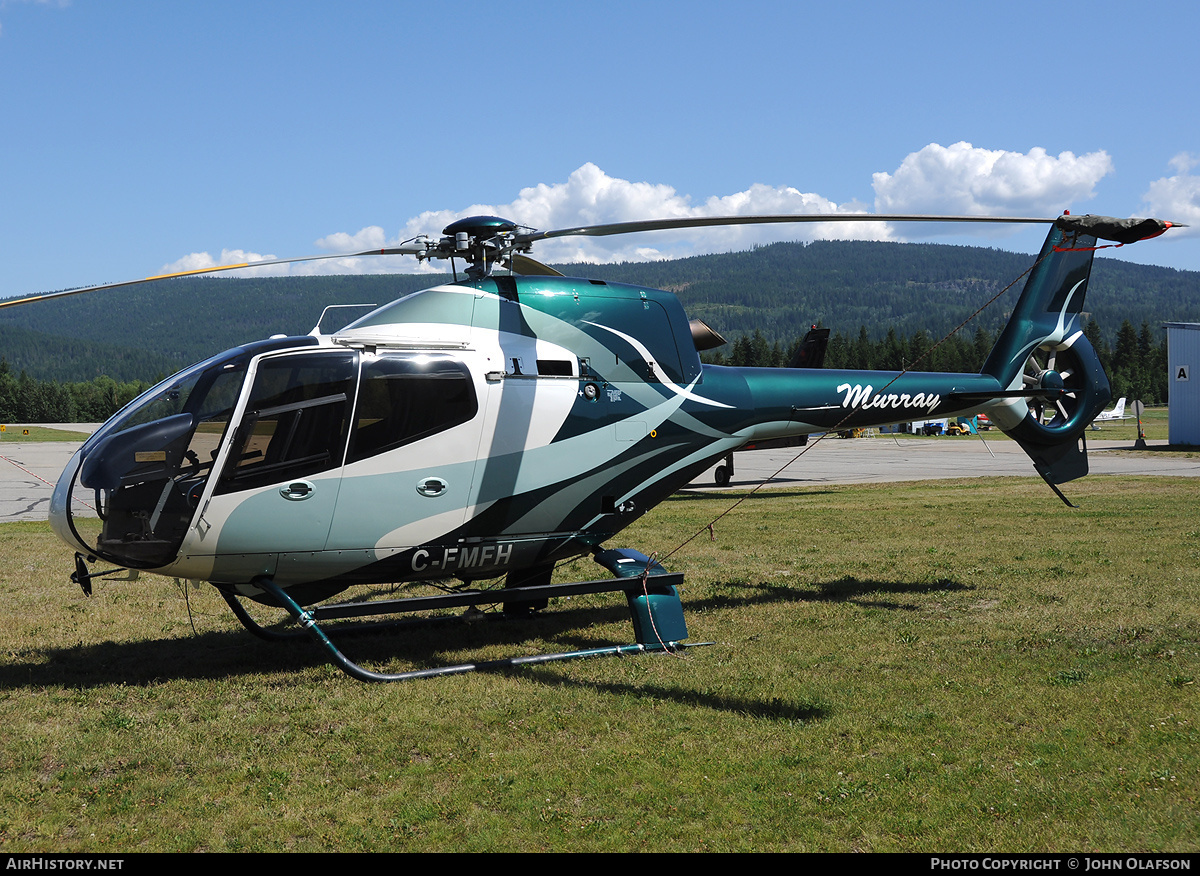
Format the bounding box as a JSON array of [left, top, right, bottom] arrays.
[[1, 210, 1180, 681]]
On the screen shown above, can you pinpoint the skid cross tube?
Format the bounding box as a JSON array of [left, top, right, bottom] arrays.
[[230, 575, 700, 682]]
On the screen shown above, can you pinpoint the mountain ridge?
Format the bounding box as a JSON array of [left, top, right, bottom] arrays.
[[2, 239, 1196, 382]]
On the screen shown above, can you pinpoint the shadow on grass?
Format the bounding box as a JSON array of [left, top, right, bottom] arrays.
[[3, 592, 716, 689], [0, 598, 624, 691], [0, 575, 952, 726], [0, 599, 830, 723], [689, 575, 970, 614], [507, 666, 830, 724]]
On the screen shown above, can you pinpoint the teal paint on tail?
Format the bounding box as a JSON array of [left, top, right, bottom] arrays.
[[981, 221, 1111, 486]]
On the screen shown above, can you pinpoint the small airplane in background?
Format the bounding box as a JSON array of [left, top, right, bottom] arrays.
[[1090, 398, 1130, 429]]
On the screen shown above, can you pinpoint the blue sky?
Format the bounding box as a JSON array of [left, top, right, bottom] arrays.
[[2, 0, 1197, 301]]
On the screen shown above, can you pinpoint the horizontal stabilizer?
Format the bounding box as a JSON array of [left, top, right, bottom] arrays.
[[948, 388, 1068, 402]]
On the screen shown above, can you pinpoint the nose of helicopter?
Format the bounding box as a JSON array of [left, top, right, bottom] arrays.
[[48, 447, 91, 554]]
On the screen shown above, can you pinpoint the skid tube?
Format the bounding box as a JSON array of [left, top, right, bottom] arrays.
[[224, 573, 709, 682]]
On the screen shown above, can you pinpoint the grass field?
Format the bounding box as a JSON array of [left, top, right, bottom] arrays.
[[0, 475, 1196, 852], [1042, 404, 1169, 444], [0, 425, 94, 443]]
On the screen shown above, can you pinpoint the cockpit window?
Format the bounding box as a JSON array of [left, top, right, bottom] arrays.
[[216, 350, 358, 493]]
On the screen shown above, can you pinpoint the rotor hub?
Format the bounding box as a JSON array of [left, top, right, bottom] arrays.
[[1037, 370, 1065, 391], [433, 216, 527, 278]]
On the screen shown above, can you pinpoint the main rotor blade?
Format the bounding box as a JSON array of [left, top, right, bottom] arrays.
[[1, 243, 427, 310], [514, 213, 1058, 245]]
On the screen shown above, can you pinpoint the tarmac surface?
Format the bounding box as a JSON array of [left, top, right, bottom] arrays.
[[0, 424, 97, 524], [688, 433, 1200, 491], [2, 425, 1198, 524]]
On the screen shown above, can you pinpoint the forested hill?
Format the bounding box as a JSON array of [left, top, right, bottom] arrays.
[[557, 240, 1200, 348], [1, 239, 1197, 383], [0, 273, 443, 382]]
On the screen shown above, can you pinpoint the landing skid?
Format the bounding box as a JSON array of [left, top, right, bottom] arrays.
[[221, 569, 706, 682]]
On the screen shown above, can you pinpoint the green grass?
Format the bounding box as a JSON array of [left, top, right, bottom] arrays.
[[1081, 404, 1170, 443], [0, 425, 94, 442], [0, 477, 1196, 852]]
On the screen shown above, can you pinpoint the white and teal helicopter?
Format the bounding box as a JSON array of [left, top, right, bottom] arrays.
[[2, 212, 1179, 680]]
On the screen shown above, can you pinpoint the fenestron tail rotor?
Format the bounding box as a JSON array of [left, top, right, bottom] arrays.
[[1023, 342, 1085, 426]]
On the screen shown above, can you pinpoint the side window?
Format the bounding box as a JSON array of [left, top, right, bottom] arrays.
[[216, 351, 357, 493], [348, 354, 477, 464]]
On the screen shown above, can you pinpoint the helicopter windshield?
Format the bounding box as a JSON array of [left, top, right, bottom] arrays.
[[63, 340, 315, 569], [82, 351, 238, 454]]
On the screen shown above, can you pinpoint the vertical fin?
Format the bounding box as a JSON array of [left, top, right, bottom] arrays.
[[981, 221, 1111, 487]]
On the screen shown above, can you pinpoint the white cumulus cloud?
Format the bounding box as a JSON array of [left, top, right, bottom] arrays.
[[872, 142, 1113, 221], [314, 225, 387, 253], [324, 163, 888, 268], [160, 249, 281, 278], [1168, 153, 1200, 174], [1141, 153, 1200, 237], [171, 149, 1125, 276]]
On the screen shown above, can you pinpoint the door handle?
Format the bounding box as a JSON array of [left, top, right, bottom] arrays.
[[280, 481, 315, 500], [416, 477, 448, 498]]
